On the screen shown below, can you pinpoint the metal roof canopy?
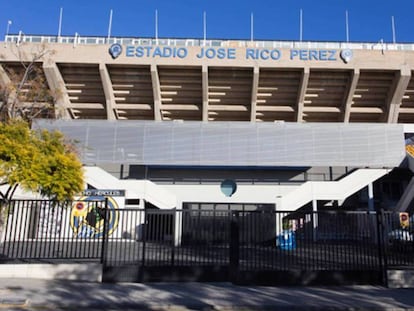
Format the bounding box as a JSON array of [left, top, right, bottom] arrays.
[[34, 120, 405, 168]]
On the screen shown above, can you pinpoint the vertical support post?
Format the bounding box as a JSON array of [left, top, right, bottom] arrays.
[[345, 10, 349, 43], [229, 211, 240, 283], [174, 206, 182, 247], [170, 210, 175, 266], [100, 198, 109, 265], [376, 209, 388, 286], [275, 197, 282, 236], [368, 183, 374, 211], [203, 11, 207, 46], [299, 9, 303, 42], [140, 207, 147, 281], [312, 199, 318, 241]]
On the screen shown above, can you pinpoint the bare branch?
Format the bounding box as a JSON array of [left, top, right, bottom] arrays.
[[0, 43, 56, 122]]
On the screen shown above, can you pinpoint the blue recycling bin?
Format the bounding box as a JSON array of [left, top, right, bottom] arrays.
[[278, 230, 296, 250]]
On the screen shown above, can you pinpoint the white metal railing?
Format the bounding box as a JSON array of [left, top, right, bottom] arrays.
[[4, 34, 414, 51]]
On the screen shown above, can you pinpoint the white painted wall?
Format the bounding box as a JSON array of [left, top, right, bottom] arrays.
[[163, 184, 299, 207]]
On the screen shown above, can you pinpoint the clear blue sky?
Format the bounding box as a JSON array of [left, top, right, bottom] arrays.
[[1, 0, 413, 43]]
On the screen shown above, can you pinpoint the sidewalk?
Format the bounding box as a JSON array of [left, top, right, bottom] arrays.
[[1, 278, 414, 310]]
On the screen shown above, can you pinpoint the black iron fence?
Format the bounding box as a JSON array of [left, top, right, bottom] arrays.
[[1, 200, 414, 285], [0, 199, 107, 262]]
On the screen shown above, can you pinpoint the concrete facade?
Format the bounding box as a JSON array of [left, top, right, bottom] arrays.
[[1, 36, 414, 123], [1, 35, 413, 212]]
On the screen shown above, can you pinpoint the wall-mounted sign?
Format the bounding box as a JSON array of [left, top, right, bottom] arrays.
[[111, 43, 353, 63]]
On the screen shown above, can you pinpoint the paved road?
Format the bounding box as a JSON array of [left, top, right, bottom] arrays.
[[0, 278, 414, 310]]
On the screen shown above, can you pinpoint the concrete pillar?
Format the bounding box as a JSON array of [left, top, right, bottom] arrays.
[[386, 67, 411, 123], [42, 62, 71, 119], [275, 196, 283, 236], [296, 67, 310, 122], [150, 64, 162, 121], [312, 199, 318, 241], [173, 200, 183, 247], [99, 63, 117, 120], [202, 65, 209, 122], [250, 66, 259, 122], [343, 68, 360, 122], [368, 182, 374, 211]]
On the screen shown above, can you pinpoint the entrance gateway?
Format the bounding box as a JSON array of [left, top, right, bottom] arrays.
[[2, 200, 413, 286], [102, 203, 386, 285]]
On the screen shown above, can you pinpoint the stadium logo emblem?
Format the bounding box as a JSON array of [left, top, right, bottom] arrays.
[[70, 196, 119, 238], [109, 43, 122, 59], [340, 49, 353, 63]]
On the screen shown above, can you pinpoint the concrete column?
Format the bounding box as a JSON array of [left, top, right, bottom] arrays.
[[368, 182, 374, 211], [275, 196, 283, 236], [42, 62, 71, 119], [174, 209, 183, 247], [296, 67, 310, 122], [150, 64, 162, 121], [250, 66, 259, 122], [386, 67, 411, 123], [312, 199, 318, 241], [343, 68, 360, 122], [202, 65, 209, 122], [99, 63, 117, 120]]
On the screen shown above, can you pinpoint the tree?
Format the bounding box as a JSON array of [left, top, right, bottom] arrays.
[[0, 42, 84, 202], [0, 43, 84, 237], [0, 43, 56, 123], [0, 120, 84, 203]]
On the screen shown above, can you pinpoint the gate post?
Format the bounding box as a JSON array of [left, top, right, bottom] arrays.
[[229, 211, 240, 283], [100, 198, 109, 265], [376, 208, 388, 286]]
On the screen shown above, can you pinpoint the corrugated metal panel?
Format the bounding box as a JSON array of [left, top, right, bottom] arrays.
[[33, 120, 405, 167]]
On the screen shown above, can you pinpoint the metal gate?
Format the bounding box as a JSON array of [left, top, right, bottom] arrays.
[[2, 201, 414, 286], [103, 208, 232, 282], [101, 208, 400, 285]]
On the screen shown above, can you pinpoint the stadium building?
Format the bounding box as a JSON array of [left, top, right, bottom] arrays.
[[1, 34, 414, 214]]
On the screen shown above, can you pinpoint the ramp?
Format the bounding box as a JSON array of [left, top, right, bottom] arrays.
[[84, 166, 176, 209], [279, 169, 389, 211]]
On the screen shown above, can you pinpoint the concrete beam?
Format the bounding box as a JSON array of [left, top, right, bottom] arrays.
[[296, 67, 309, 122], [42, 62, 71, 119], [250, 66, 259, 122], [202, 65, 209, 122], [150, 64, 162, 121], [343, 69, 360, 123], [386, 67, 411, 123], [99, 63, 117, 120]]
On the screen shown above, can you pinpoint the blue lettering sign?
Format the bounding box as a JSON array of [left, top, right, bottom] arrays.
[[125, 46, 188, 58], [245, 48, 281, 60], [126, 46, 134, 57], [290, 49, 337, 61], [270, 49, 281, 60], [228, 48, 236, 59], [121, 45, 339, 62], [246, 48, 256, 59], [197, 47, 237, 59]]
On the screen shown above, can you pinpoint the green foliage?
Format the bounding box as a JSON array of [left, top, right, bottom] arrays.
[[0, 120, 83, 202], [282, 219, 292, 231]]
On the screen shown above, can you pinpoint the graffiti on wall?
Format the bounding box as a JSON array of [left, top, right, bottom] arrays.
[[70, 195, 120, 238]]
